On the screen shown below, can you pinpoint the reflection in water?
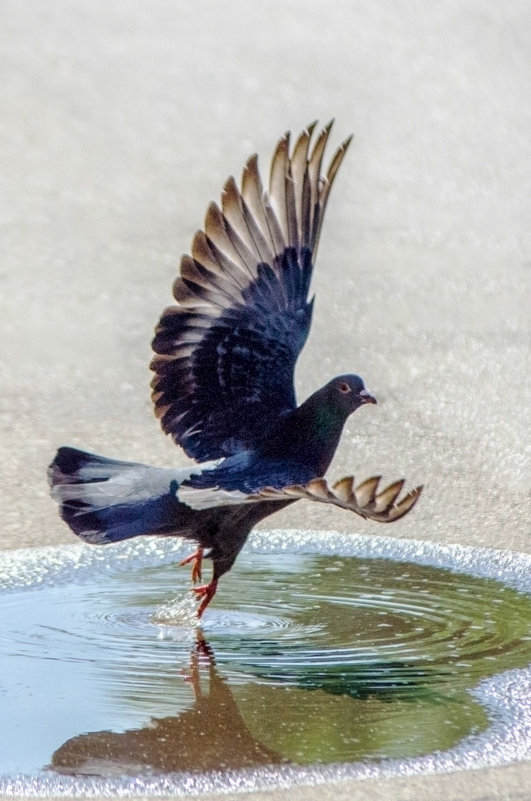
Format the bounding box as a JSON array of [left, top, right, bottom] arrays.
[[0, 550, 530, 777], [49, 634, 452, 778], [51, 636, 288, 776], [292, 660, 451, 702]]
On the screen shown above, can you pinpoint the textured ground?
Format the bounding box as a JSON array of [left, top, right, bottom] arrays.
[[1, 1, 530, 799]]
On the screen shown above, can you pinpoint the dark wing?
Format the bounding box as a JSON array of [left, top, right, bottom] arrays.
[[151, 122, 352, 461]]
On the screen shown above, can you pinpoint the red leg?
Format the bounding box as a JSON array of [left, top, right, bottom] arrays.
[[192, 579, 219, 618], [179, 547, 204, 583]]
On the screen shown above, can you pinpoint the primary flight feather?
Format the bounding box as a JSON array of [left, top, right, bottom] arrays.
[[49, 122, 422, 617]]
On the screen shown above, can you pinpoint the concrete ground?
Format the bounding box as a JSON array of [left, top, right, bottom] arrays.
[[1, 0, 530, 799]]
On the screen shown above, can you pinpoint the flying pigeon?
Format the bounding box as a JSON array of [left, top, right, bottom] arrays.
[[49, 122, 422, 617]]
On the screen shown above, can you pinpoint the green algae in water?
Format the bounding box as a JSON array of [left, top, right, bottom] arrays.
[[0, 552, 530, 777]]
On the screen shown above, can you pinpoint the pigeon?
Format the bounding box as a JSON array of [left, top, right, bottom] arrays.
[[49, 122, 422, 617]]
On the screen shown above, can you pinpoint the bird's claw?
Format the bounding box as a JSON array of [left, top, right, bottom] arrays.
[[179, 547, 204, 583], [192, 579, 218, 618]]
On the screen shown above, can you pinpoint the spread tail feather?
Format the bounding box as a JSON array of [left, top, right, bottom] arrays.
[[48, 447, 190, 544]]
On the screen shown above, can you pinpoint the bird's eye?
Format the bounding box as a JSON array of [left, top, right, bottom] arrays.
[[339, 382, 351, 394]]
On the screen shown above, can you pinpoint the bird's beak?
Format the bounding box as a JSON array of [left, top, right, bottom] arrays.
[[360, 389, 377, 405]]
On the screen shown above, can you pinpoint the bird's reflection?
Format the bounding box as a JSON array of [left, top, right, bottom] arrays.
[[50, 634, 288, 778]]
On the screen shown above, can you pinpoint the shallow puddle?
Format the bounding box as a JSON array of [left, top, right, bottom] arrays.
[[0, 536, 530, 785]]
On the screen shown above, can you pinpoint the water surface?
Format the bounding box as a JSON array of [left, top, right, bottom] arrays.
[[1, 543, 529, 780]]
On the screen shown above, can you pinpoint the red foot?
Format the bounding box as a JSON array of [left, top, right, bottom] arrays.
[[192, 579, 218, 618], [179, 547, 204, 583]]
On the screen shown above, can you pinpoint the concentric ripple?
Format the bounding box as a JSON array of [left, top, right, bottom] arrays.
[[0, 535, 529, 782]]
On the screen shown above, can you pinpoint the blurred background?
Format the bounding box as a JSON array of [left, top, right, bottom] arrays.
[[1, 0, 530, 551]]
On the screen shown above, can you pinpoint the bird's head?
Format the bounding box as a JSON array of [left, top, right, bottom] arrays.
[[328, 374, 377, 416], [284, 373, 377, 475]]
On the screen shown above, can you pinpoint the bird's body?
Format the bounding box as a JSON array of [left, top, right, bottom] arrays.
[[49, 123, 422, 616]]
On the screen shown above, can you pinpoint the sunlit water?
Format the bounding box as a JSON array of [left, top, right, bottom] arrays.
[[0, 532, 530, 794]]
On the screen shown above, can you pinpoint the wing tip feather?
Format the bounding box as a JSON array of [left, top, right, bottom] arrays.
[[252, 474, 423, 524]]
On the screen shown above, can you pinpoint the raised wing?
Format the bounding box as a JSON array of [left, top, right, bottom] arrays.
[[151, 122, 352, 462]]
